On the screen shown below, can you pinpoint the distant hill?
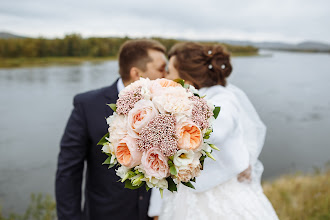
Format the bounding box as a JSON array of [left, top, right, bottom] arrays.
[[0, 32, 27, 39], [296, 41, 330, 51], [219, 40, 330, 53]]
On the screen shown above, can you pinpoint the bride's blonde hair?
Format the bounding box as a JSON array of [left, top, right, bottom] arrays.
[[168, 42, 232, 89]]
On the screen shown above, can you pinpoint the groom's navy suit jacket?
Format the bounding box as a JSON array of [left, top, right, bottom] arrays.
[[56, 79, 151, 220]]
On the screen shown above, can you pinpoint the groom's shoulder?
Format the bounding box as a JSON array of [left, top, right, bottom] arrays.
[[74, 84, 116, 104]]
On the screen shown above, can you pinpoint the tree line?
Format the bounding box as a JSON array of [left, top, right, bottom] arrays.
[[0, 34, 257, 58]]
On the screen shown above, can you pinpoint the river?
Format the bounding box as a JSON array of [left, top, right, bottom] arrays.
[[0, 50, 329, 214]]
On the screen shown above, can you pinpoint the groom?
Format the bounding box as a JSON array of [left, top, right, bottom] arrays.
[[55, 39, 167, 220]]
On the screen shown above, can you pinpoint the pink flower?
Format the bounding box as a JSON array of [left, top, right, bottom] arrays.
[[115, 136, 142, 168], [127, 100, 158, 138], [141, 148, 169, 179], [176, 120, 203, 151]]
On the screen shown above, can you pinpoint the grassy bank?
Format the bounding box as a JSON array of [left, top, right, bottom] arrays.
[[2, 170, 328, 219], [0, 56, 116, 68], [263, 169, 330, 220]]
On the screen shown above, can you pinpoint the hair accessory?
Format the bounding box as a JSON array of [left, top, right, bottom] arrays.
[[221, 64, 226, 69], [208, 50, 212, 55], [208, 64, 213, 69]]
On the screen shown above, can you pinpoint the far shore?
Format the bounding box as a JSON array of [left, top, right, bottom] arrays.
[[0, 56, 117, 68], [0, 52, 259, 69]]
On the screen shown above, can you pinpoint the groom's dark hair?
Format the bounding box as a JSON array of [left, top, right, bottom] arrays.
[[118, 39, 166, 82]]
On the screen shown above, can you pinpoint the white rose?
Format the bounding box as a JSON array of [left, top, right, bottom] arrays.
[[207, 100, 215, 112], [108, 115, 128, 145], [101, 142, 115, 154], [187, 85, 199, 95], [116, 166, 130, 179], [144, 175, 168, 189], [152, 86, 193, 116], [141, 86, 152, 100], [201, 142, 212, 154], [173, 149, 195, 169], [119, 77, 151, 97], [135, 165, 168, 189]]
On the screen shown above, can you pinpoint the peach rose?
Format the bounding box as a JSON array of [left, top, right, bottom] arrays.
[[115, 136, 142, 168], [155, 78, 181, 88], [141, 148, 169, 179], [176, 163, 202, 182], [177, 120, 202, 151], [127, 100, 158, 138]]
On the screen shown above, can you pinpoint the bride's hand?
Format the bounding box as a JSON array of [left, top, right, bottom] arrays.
[[153, 217, 159, 220], [237, 165, 252, 182]]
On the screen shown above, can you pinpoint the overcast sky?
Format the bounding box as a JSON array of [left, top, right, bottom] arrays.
[[1, 0, 329, 43]]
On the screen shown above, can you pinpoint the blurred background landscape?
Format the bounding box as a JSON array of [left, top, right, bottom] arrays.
[[0, 0, 329, 219]]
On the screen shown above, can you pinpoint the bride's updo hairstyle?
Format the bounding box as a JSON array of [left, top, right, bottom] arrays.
[[168, 42, 232, 89]]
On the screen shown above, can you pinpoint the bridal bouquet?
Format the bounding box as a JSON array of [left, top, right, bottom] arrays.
[[98, 78, 220, 195]]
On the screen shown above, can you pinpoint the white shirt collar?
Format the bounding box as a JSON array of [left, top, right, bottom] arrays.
[[117, 78, 125, 93]]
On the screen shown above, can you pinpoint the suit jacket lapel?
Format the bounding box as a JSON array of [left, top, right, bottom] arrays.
[[104, 78, 119, 116]]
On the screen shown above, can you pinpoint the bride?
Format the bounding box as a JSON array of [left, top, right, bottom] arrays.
[[148, 42, 279, 220]]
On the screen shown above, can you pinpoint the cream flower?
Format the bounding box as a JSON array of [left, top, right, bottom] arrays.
[[135, 165, 169, 189], [176, 163, 202, 182], [116, 166, 130, 179], [102, 142, 117, 164], [119, 77, 152, 97], [152, 86, 193, 116], [173, 149, 195, 168], [108, 114, 128, 145]]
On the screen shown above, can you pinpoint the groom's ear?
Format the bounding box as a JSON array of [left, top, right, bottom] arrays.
[[129, 67, 142, 81]]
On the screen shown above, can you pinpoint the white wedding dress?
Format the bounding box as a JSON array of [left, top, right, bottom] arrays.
[[148, 84, 279, 220]]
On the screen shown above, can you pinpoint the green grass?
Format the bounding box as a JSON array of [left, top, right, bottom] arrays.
[[0, 56, 116, 68], [0, 194, 56, 220], [263, 169, 330, 220], [1, 170, 328, 219]]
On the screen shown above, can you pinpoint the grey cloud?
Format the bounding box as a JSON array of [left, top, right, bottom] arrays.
[[0, 0, 329, 43]]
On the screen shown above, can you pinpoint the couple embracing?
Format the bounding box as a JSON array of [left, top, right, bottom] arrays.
[[56, 39, 279, 220]]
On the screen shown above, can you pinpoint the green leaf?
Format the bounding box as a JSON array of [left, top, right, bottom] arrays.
[[204, 128, 213, 136], [166, 177, 177, 192], [170, 165, 177, 176], [102, 157, 111, 165], [209, 144, 220, 151], [168, 160, 177, 176], [97, 132, 109, 146], [204, 151, 216, 161], [182, 181, 195, 189], [173, 78, 185, 87], [107, 103, 117, 112], [199, 155, 207, 169], [213, 106, 221, 119], [159, 188, 164, 198], [108, 163, 116, 169], [124, 179, 145, 190], [145, 185, 151, 192], [193, 93, 200, 97], [191, 177, 196, 182]]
